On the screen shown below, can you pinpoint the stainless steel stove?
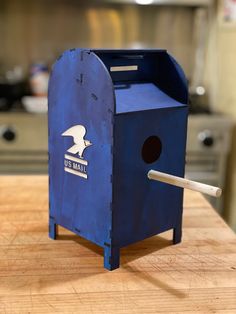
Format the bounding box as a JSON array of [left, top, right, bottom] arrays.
[[186, 114, 233, 213], [0, 113, 48, 174]]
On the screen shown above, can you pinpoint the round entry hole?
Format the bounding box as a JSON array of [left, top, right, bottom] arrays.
[[142, 136, 162, 164]]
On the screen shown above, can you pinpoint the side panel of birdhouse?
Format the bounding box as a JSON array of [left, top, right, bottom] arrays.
[[48, 49, 115, 247], [112, 106, 188, 247]]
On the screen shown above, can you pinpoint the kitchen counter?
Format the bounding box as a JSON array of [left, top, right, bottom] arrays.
[[0, 176, 235, 313]]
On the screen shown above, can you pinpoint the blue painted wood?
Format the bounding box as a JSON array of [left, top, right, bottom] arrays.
[[48, 49, 188, 271], [104, 246, 120, 271], [112, 107, 188, 248], [115, 82, 184, 113], [173, 224, 182, 245], [94, 50, 187, 104], [48, 49, 115, 249], [49, 216, 57, 240]]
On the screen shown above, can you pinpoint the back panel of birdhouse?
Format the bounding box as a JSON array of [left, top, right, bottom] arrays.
[[48, 49, 115, 247]]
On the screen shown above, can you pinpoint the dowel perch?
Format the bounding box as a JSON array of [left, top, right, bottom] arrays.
[[147, 170, 222, 198]]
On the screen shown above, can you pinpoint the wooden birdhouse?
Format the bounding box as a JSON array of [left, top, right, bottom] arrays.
[[48, 49, 221, 270]]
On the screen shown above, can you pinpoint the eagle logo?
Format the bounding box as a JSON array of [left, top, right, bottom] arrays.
[[62, 125, 92, 158]]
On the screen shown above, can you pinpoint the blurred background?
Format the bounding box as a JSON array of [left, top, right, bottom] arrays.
[[0, 0, 236, 231]]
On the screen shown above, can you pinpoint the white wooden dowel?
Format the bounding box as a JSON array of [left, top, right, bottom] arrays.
[[147, 170, 222, 198]]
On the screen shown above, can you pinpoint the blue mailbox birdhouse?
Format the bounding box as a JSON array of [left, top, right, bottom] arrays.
[[48, 49, 189, 270]]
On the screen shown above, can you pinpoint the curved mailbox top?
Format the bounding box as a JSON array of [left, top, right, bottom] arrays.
[[92, 49, 188, 114], [50, 48, 188, 116]]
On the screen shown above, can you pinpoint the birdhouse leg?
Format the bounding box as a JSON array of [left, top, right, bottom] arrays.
[[173, 223, 182, 245], [104, 245, 120, 271], [49, 217, 57, 240]]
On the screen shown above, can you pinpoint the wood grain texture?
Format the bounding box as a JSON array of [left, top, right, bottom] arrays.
[[0, 175, 235, 313]]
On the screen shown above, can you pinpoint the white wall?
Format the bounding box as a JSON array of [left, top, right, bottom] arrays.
[[205, 0, 236, 230]]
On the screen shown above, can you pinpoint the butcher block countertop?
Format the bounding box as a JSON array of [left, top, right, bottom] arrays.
[[0, 176, 235, 313]]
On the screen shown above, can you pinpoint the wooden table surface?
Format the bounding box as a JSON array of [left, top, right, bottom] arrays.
[[0, 176, 235, 313]]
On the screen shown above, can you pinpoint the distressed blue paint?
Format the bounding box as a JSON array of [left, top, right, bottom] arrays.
[[48, 49, 188, 271]]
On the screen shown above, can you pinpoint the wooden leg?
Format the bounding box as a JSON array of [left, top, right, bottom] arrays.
[[173, 224, 182, 244], [49, 217, 57, 240], [104, 246, 120, 271]]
